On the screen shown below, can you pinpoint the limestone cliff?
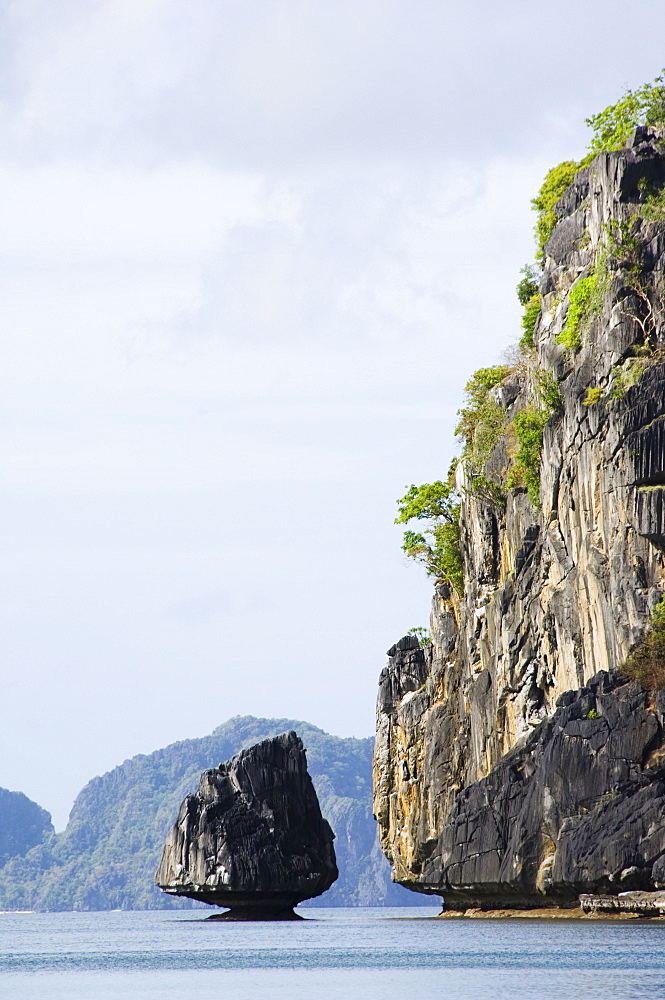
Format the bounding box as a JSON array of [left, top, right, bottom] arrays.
[[156, 731, 338, 918], [374, 127, 665, 909]]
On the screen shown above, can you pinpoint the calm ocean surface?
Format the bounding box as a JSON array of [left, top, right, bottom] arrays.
[[2, 907, 665, 999]]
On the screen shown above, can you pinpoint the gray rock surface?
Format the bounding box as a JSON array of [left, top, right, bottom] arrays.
[[422, 671, 665, 908], [156, 731, 338, 918], [374, 129, 665, 907], [580, 891, 665, 916]]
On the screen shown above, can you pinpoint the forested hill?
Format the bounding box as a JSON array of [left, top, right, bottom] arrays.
[[0, 716, 425, 911], [0, 788, 53, 867]]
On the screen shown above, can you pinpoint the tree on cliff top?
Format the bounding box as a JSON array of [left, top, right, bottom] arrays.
[[395, 478, 463, 593]]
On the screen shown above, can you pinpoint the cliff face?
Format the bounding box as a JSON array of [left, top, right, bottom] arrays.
[[374, 128, 665, 908]]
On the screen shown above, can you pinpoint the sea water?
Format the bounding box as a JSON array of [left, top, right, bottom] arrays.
[[2, 907, 665, 1000]]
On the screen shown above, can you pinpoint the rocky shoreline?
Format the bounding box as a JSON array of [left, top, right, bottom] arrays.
[[438, 891, 665, 920]]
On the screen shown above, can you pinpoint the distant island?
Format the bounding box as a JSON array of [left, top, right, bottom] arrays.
[[0, 715, 428, 910]]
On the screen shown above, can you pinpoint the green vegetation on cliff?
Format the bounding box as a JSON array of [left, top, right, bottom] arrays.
[[556, 273, 599, 351], [395, 72, 665, 579], [622, 598, 665, 690], [585, 73, 665, 155], [455, 366, 512, 463], [395, 478, 463, 592], [506, 408, 550, 506], [532, 161, 580, 263]]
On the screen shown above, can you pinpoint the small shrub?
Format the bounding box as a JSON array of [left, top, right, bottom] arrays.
[[604, 217, 642, 273], [520, 293, 542, 349], [535, 369, 563, 412], [407, 627, 432, 648], [639, 178, 665, 221], [400, 522, 463, 592], [468, 398, 506, 470], [622, 597, 665, 690], [557, 273, 599, 351], [532, 161, 580, 262], [586, 708, 599, 719], [583, 386, 603, 406], [516, 265, 540, 306], [611, 356, 651, 398], [465, 473, 506, 509], [507, 407, 549, 506], [455, 366, 512, 458]]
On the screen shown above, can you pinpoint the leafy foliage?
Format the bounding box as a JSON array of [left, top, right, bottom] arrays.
[[516, 265, 540, 305], [585, 72, 665, 155], [396, 481, 463, 592], [531, 161, 580, 262], [583, 387, 603, 406], [407, 627, 432, 647], [395, 480, 457, 523], [610, 354, 652, 398], [520, 293, 542, 349], [455, 366, 511, 456], [598, 217, 659, 350], [641, 179, 665, 221], [622, 597, 665, 690], [534, 368, 563, 411], [507, 408, 550, 506], [557, 273, 599, 351], [465, 472, 506, 509]]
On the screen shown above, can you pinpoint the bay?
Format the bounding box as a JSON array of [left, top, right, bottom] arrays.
[[1, 907, 665, 999]]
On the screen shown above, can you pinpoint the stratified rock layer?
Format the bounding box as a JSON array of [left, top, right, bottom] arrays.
[[156, 731, 337, 918], [374, 129, 665, 908]]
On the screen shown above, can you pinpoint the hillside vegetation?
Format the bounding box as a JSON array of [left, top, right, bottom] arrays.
[[0, 716, 424, 910], [0, 788, 53, 867]]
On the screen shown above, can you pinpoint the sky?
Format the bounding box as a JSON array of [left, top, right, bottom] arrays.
[[2, 0, 665, 830]]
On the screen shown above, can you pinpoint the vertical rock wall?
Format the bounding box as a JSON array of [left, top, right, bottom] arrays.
[[374, 129, 665, 906]]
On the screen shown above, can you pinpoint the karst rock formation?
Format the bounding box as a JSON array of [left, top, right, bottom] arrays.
[[374, 127, 665, 911], [156, 731, 337, 918]]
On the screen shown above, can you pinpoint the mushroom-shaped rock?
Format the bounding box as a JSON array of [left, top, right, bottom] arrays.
[[155, 730, 337, 919]]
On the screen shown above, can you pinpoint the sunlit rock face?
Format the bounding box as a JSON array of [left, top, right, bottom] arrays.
[[156, 731, 337, 919], [374, 128, 665, 910]]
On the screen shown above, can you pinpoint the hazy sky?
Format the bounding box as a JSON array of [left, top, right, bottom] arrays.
[[2, 0, 664, 829]]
